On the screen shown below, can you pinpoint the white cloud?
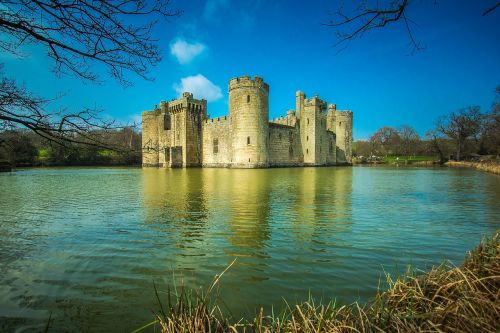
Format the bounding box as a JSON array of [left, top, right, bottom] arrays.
[[170, 39, 206, 64], [173, 74, 222, 102]]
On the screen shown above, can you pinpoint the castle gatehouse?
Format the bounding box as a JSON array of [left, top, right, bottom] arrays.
[[142, 76, 353, 168]]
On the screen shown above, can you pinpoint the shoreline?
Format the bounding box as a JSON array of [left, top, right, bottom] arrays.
[[446, 160, 500, 175], [143, 232, 499, 333]]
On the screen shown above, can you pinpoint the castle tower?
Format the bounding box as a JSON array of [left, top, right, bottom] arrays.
[[228, 76, 269, 167], [300, 96, 327, 165], [327, 104, 336, 132], [165, 92, 207, 167], [295, 91, 305, 120], [335, 110, 353, 164]]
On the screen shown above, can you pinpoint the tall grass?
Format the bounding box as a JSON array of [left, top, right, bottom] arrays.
[[447, 161, 500, 175], [142, 232, 499, 332]]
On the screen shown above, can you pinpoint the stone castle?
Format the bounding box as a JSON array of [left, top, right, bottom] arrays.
[[142, 76, 353, 168]]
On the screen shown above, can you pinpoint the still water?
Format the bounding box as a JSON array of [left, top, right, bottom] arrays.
[[0, 166, 499, 332]]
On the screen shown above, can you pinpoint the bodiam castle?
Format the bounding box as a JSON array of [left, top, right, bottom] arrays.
[[142, 76, 353, 168]]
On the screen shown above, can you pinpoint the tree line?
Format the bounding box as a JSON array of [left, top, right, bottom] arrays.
[[0, 128, 141, 167], [354, 87, 499, 163]]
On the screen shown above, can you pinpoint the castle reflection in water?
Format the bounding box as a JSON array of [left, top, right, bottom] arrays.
[[140, 167, 354, 309]]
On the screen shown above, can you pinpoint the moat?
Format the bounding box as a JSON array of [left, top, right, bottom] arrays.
[[0, 166, 499, 332]]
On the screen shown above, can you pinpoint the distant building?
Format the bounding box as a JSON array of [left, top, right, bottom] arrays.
[[142, 76, 353, 168]]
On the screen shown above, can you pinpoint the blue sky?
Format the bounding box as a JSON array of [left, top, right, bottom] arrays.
[[2, 0, 499, 140]]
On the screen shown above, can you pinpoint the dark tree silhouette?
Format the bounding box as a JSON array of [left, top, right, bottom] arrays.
[[436, 106, 482, 161], [0, 0, 180, 149], [325, 0, 499, 51]]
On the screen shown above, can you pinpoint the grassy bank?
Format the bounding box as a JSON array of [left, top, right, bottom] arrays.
[[446, 160, 500, 175], [142, 232, 499, 333]]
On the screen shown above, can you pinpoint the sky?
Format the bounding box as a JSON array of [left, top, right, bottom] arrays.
[[2, 0, 500, 140]]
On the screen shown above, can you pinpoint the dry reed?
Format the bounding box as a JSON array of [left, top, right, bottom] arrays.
[[446, 161, 500, 175], [144, 232, 499, 333]]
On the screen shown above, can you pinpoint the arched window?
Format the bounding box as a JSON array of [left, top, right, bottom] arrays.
[[306, 148, 309, 155], [306, 136, 308, 141], [307, 118, 309, 125], [247, 136, 250, 145], [247, 95, 250, 103]]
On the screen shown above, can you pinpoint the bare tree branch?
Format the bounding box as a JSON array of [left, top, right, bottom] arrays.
[[482, 2, 500, 16], [326, 1, 499, 52], [324, 0, 423, 51], [0, 1, 179, 152], [0, 72, 136, 151], [0, 0, 181, 85]]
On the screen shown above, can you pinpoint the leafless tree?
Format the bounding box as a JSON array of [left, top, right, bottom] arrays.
[[325, 0, 499, 52], [425, 129, 448, 163], [370, 126, 400, 156], [476, 86, 500, 155], [397, 124, 419, 158], [0, 0, 180, 149], [436, 106, 482, 161]]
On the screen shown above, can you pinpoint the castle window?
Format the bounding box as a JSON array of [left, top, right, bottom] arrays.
[[164, 114, 171, 130], [307, 118, 309, 125], [278, 133, 282, 140], [306, 136, 309, 141], [247, 136, 251, 145], [339, 122, 342, 126], [166, 148, 171, 162], [213, 138, 219, 154], [247, 95, 250, 103], [306, 148, 309, 155], [289, 146, 293, 157]]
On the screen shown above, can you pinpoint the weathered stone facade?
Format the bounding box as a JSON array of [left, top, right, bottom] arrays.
[[142, 76, 353, 168]]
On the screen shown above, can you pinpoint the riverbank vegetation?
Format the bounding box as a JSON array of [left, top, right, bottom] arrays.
[[0, 128, 141, 167], [354, 87, 499, 166], [142, 232, 499, 333], [446, 161, 500, 175]]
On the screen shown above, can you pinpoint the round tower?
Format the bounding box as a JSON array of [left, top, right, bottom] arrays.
[[228, 76, 269, 167], [335, 110, 353, 164]]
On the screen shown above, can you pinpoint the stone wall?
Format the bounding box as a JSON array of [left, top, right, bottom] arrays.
[[142, 110, 159, 166], [268, 124, 302, 166], [202, 116, 232, 167]]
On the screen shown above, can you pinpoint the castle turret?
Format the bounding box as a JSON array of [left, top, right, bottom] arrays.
[[327, 104, 336, 132], [229, 76, 269, 167], [295, 91, 305, 120], [335, 110, 353, 164]]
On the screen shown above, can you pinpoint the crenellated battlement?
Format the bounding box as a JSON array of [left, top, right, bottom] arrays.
[[142, 110, 159, 117], [335, 110, 353, 119], [166, 95, 206, 114], [229, 75, 269, 92], [204, 115, 230, 125], [304, 96, 327, 110]]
